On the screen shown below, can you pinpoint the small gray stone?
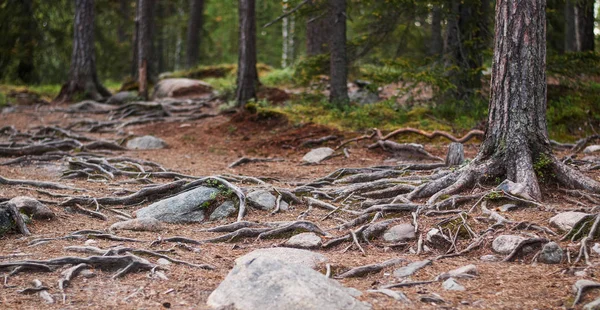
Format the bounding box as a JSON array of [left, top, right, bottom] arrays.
[[9, 196, 55, 220], [126, 135, 167, 150], [207, 256, 370, 310], [247, 190, 288, 211], [480, 255, 500, 262], [106, 91, 137, 105], [583, 145, 600, 154], [362, 220, 393, 240], [393, 260, 432, 278], [157, 258, 171, 265], [420, 293, 445, 304], [538, 242, 563, 264], [492, 235, 526, 254], [426, 228, 451, 250], [549, 211, 590, 232], [284, 232, 322, 249], [85, 239, 97, 246], [209, 201, 237, 221], [438, 264, 477, 280], [584, 297, 600, 310], [80, 269, 96, 278], [383, 223, 416, 243], [135, 186, 221, 223], [442, 278, 466, 291], [109, 218, 164, 232], [302, 147, 334, 164], [592, 243, 600, 256], [496, 180, 534, 200], [367, 289, 410, 303], [499, 204, 518, 212], [235, 248, 327, 270]]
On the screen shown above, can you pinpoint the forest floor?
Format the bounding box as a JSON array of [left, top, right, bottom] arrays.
[[0, 98, 599, 309]]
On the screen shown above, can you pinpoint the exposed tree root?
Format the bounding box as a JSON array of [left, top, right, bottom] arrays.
[[59, 263, 88, 303], [228, 157, 284, 168], [503, 238, 549, 262], [0, 175, 84, 191]]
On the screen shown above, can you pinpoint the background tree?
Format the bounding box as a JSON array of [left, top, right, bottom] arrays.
[[575, 0, 595, 51], [410, 0, 600, 204], [429, 4, 443, 56], [55, 0, 109, 103], [236, 0, 258, 106], [328, 0, 348, 104], [186, 0, 205, 69], [137, 0, 155, 99], [564, 0, 577, 52], [306, 0, 330, 56]]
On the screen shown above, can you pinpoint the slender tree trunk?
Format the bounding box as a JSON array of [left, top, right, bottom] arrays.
[[236, 0, 258, 106], [575, 0, 595, 51], [16, 0, 37, 83], [117, 0, 129, 43], [282, 0, 290, 68], [55, 0, 110, 103], [131, 0, 139, 78], [306, 0, 330, 56], [328, 0, 348, 104], [186, 0, 204, 69], [137, 0, 155, 100], [564, 0, 577, 52], [429, 5, 443, 56], [155, 1, 165, 74]]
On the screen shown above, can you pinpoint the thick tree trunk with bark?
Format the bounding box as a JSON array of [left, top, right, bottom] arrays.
[[55, 0, 110, 103], [575, 0, 595, 51], [328, 0, 348, 104], [236, 0, 258, 106], [137, 0, 155, 100], [306, 0, 330, 56], [564, 0, 577, 52], [186, 0, 204, 69], [429, 5, 443, 56], [407, 0, 600, 204]]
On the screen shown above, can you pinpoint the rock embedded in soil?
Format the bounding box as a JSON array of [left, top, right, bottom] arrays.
[[126, 135, 167, 150], [9, 196, 55, 220], [584, 296, 600, 310], [393, 259, 432, 278], [106, 91, 137, 105], [235, 247, 327, 270], [284, 232, 322, 249], [583, 145, 600, 154], [443, 278, 466, 291], [383, 223, 416, 243], [592, 243, 600, 256], [135, 186, 231, 223], [109, 218, 164, 232], [153, 78, 213, 99], [207, 256, 370, 310], [480, 255, 500, 262], [302, 147, 334, 164], [246, 190, 288, 211], [438, 264, 477, 280], [492, 235, 527, 254], [549, 211, 590, 232], [208, 201, 237, 221], [538, 242, 563, 264], [426, 228, 451, 250]]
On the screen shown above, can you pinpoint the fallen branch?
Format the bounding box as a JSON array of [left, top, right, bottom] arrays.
[[336, 258, 405, 279]]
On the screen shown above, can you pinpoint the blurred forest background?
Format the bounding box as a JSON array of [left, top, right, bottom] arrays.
[[0, 0, 599, 141]]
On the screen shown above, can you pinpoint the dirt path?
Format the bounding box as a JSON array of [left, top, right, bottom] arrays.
[[0, 102, 598, 309]]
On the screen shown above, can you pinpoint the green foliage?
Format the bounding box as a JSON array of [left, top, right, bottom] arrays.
[[262, 67, 295, 87], [534, 153, 554, 183], [293, 54, 330, 85], [486, 191, 503, 200]]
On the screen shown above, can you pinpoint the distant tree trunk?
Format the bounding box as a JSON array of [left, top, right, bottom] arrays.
[[131, 0, 139, 78], [137, 0, 155, 100], [306, 0, 330, 56], [282, 0, 290, 67], [236, 0, 258, 106], [155, 1, 165, 74], [117, 0, 129, 43], [186, 0, 204, 69], [564, 0, 577, 52], [575, 0, 595, 51], [429, 5, 443, 56], [328, 0, 348, 104], [16, 0, 37, 83], [55, 0, 110, 103]]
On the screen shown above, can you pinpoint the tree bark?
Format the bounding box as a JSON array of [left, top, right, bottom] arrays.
[[186, 0, 204, 69], [328, 0, 348, 104], [575, 0, 595, 51], [306, 0, 330, 56], [137, 0, 155, 100], [236, 0, 258, 106], [564, 0, 577, 52], [429, 5, 443, 56], [55, 0, 110, 103], [117, 0, 129, 43], [16, 0, 37, 84], [131, 0, 140, 78]]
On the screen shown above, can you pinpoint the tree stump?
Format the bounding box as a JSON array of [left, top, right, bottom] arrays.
[[445, 143, 464, 166]]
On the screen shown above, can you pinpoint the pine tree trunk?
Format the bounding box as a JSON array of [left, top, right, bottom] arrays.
[[236, 0, 258, 106], [328, 0, 348, 104], [564, 0, 577, 52], [575, 0, 595, 51], [429, 5, 443, 56], [186, 0, 204, 69], [16, 0, 37, 84], [306, 0, 330, 56], [55, 0, 110, 103], [117, 0, 129, 43], [131, 0, 139, 78], [137, 0, 155, 100]]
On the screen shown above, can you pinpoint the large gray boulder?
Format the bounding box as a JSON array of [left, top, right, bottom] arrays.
[[235, 248, 327, 270], [284, 232, 322, 249], [207, 256, 370, 310], [247, 190, 288, 211], [135, 186, 235, 223], [9, 196, 54, 220], [549, 211, 589, 232], [153, 78, 213, 99], [126, 135, 167, 150], [302, 147, 334, 164]]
